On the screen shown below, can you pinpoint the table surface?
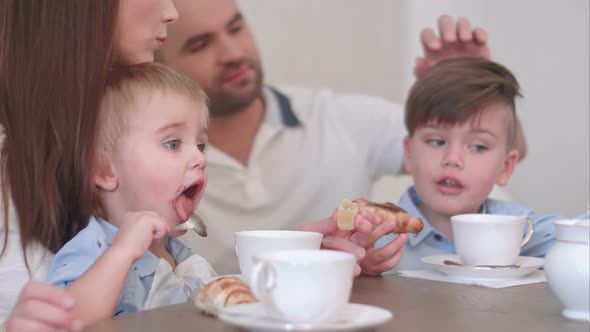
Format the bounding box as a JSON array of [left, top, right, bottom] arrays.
[[85, 275, 589, 332]]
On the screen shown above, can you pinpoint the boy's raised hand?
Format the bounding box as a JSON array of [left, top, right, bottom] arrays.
[[360, 233, 407, 276], [414, 15, 491, 78], [3, 281, 81, 332], [110, 211, 170, 261], [300, 210, 401, 276], [345, 213, 409, 276]]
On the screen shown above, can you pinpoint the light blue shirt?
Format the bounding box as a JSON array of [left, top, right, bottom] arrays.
[[375, 187, 589, 272], [46, 215, 194, 316]]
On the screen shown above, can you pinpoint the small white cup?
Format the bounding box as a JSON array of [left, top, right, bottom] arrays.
[[234, 230, 323, 285], [451, 214, 534, 266], [251, 249, 356, 324]]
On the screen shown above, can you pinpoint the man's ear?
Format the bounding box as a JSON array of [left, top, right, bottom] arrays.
[[93, 154, 118, 192], [403, 136, 413, 173], [496, 148, 519, 186]]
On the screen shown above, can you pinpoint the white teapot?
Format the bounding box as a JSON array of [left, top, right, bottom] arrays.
[[544, 219, 589, 321]]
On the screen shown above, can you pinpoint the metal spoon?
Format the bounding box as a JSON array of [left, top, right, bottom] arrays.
[[443, 260, 520, 269], [173, 213, 207, 237]]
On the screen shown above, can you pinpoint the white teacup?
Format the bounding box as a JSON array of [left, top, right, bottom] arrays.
[[234, 230, 323, 285], [250, 249, 356, 324], [451, 214, 534, 266]]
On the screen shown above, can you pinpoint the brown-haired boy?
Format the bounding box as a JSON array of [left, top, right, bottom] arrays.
[[370, 58, 588, 272]]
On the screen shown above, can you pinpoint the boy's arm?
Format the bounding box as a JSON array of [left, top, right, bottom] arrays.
[[45, 224, 137, 327], [48, 212, 169, 328], [64, 245, 134, 327]]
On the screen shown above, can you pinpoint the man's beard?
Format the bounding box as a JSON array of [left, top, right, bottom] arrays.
[[207, 58, 264, 117]]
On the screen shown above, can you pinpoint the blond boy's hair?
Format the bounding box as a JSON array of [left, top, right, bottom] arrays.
[[96, 62, 209, 155]]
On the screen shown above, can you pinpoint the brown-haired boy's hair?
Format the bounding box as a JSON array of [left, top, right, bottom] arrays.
[[93, 62, 209, 215], [405, 57, 521, 147]]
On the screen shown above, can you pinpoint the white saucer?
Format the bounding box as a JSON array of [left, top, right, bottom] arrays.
[[421, 255, 544, 281], [217, 302, 393, 331]]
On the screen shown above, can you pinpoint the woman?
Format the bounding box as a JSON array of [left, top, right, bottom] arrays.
[[0, 1, 178, 330]]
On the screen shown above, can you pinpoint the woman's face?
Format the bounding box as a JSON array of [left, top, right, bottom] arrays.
[[115, 0, 179, 64]]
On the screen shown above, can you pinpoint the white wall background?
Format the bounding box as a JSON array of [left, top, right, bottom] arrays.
[[238, 0, 589, 216]]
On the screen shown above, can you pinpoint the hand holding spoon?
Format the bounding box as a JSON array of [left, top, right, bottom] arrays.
[[174, 213, 207, 237]]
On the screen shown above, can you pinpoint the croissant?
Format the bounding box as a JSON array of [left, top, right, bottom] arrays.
[[337, 198, 423, 234], [194, 276, 257, 315]]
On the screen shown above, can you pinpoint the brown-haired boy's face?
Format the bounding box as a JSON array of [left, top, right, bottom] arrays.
[[403, 102, 519, 218]]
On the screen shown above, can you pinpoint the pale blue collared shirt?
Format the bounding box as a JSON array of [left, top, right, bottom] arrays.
[[46, 215, 194, 316], [375, 187, 589, 272]]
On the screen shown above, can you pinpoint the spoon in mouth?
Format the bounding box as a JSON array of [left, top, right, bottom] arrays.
[[174, 213, 207, 237], [443, 260, 520, 269]]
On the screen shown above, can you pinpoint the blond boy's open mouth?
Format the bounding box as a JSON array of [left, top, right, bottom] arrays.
[[175, 179, 204, 223]]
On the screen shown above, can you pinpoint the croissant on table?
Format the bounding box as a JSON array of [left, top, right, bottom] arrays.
[[194, 276, 257, 315]]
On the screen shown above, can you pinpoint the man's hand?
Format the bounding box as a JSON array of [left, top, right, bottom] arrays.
[[414, 15, 491, 78]]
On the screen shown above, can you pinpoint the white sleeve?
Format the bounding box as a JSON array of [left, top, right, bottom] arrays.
[[321, 92, 406, 178]]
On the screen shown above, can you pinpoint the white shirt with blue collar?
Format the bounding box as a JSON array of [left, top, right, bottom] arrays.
[[375, 187, 589, 272], [183, 85, 407, 274], [46, 215, 196, 316]]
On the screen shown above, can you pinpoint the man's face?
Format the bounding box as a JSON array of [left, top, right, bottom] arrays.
[[157, 0, 263, 116]]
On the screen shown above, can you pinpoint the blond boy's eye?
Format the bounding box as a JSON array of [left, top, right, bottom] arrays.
[[468, 144, 488, 152], [197, 144, 207, 153], [164, 140, 181, 150]]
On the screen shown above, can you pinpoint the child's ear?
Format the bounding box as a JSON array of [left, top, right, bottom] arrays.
[[93, 154, 118, 192], [403, 136, 413, 173], [496, 148, 519, 186]]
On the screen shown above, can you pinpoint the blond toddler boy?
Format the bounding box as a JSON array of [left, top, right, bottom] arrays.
[[46, 63, 214, 325]]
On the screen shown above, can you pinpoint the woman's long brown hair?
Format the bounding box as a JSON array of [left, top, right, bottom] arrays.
[[0, 0, 119, 263]]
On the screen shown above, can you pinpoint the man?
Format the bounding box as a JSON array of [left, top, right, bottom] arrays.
[[156, 0, 519, 275]]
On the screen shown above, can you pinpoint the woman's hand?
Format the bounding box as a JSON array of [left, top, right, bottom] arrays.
[[3, 281, 81, 332]]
